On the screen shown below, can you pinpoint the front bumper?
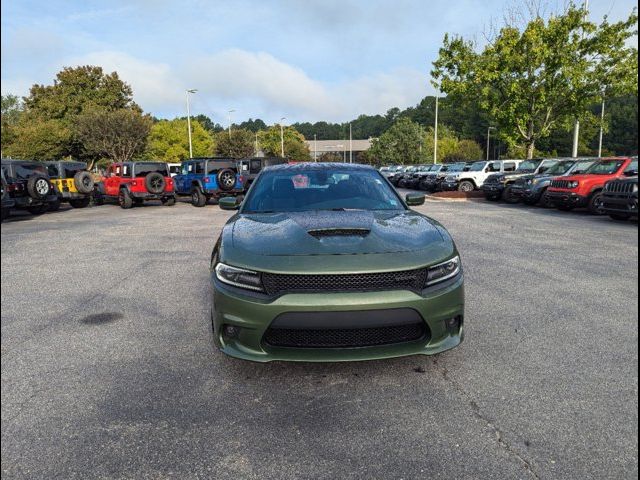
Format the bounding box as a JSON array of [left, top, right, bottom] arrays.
[[602, 193, 639, 217], [211, 275, 465, 362], [481, 184, 504, 196], [546, 190, 588, 208]]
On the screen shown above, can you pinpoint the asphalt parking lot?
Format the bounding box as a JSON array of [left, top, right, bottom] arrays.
[[1, 198, 638, 479]]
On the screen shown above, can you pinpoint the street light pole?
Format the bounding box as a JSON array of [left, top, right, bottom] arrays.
[[598, 95, 605, 158], [185, 89, 197, 158], [314, 134, 317, 161], [433, 95, 439, 164], [349, 123, 353, 164], [227, 109, 235, 138], [572, 0, 590, 158], [280, 117, 286, 157]]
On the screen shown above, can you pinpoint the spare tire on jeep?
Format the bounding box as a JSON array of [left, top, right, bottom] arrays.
[[74, 171, 95, 194], [27, 174, 51, 199], [145, 172, 166, 194], [217, 168, 236, 192]]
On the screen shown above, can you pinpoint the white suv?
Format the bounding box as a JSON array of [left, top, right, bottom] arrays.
[[441, 160, 523, 192]]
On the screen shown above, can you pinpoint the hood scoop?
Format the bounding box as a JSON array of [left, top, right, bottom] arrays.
[[307, 228, 371, 239]]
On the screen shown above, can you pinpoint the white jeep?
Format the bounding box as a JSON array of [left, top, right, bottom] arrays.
[[441, 160, 523, 192]]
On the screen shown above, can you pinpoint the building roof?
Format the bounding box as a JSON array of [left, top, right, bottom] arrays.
[[304, 139, 373, 152]]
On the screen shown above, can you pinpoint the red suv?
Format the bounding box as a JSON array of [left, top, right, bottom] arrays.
[[546, 157, 636, 215], [97, 161, 176, 209]]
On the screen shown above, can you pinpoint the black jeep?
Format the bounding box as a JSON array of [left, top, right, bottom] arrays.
[[238, 157, 287, 190], [601, 170, 638, 221], [45, 161, 95, 210], [1, 159, 58, 219]]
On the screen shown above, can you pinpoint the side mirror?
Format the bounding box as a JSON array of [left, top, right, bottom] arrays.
[[405, 193, 425, 206], [219, 197, 240, 210]]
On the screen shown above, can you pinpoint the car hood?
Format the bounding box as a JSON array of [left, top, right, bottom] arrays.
[[221, 210, 456, 273]]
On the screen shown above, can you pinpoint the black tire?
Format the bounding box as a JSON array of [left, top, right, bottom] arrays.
[[486, 194, 500, 201], [502, 185, 520, 204], [588, 191, 605, 215], [74, 171, 95, 194], [162, 196, 176, 206], [1, 207, 9, 221], [27, 175, 51, 200], [134, 198, 144, 206], [118, 189, 134, 209], [217, 169, 236, 192], [69, 197, 90, 209], [610, 213, 631, 221], [191, 188, 207, 207], [48, 198, 62, 211], [539, 190, 555, 208], [458, 181, 475, 193], [145, 172, 166, 194], [27, 204, 49, 215]]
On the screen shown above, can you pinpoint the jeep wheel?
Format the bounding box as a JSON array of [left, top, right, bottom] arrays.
[[70, 197, 90, 209], [27, 204, 49, 215], [162, 196, 176, 206], [119, 189, 134, 209], [191, 188, 207, 207], [217, 169, 236, 192], [74, 171, 95, 194], [538, 191, 555, 208], [588, 192, 605, 215], [502, 186, 520, 204], [48, 198, 62, 211], [27, 175, 51, 200], [145, 172, 166, 194], [458, 181, 475, 193], [610, 213, 631, 221]]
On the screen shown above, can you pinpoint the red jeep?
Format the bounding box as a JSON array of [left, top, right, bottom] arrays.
[[97, 162, 176, 209], [546, 157, 636, 215]]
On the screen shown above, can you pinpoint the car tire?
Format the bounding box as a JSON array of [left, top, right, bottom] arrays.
[[119, 189, 134, 209], [162, 196, 176, 206], [74, 171, 95, 194], [145, 172, 166, 194], [486, 194, 500, 201], [48, 198, 62, 211], [27, 204, 49, 215], [609, 213, 631, 221], [69, 197, 90, 209], [191, 188, 207, 207], [458, 181, 475, 192], [27, 175, 51, 200], [588, 192, 605, 215], [217, 169, 236, 192], [502, 186, 520, 204]]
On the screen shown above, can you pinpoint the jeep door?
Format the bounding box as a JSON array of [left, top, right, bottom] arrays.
[[104, 165, 122, 196], [173, 162, 191, 194]]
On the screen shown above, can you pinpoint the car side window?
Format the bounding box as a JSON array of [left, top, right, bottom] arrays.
[[122, 165, 130, 177], [195, 162, 205, 174], [115, 165, 122, 176], [503, 162, 517, 172], [625, 160, 638, 173], [487, 162, 500, 172], [250, 160, 262, 174]]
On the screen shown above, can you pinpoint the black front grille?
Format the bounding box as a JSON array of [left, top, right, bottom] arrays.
[[264, 322, 427, 348], [605, 181, 635, 194], [551, 179, 570, 189], [261, 269, 428, 296]]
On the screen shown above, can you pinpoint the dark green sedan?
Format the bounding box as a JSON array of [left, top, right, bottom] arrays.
[[210, 163, 464, 362]]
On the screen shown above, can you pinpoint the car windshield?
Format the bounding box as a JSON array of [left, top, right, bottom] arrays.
[[447, 163, 467, 172], [134, 163, 168, 177], [544, 161, 575, 175], [585, 160, 625, 175], [568, 160, 596, 175], [517, 160, 541, 172], [242, 167, 405, 213], [469, 162, 487, 172]]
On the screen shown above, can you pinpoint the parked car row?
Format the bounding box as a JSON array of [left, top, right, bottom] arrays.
[[1, 156, 288, 220]]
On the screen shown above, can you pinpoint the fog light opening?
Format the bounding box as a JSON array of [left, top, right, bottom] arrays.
[[445, 316, 462, 334], [222, 324, 240, 339]]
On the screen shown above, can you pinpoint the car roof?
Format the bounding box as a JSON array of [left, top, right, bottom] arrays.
[[264, 162, 376, 172]]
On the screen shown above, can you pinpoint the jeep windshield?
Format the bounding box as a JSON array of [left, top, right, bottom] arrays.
[[243, 168, 405, 213], [469, 162, 487, 172], [446, 163, 467, 172], [516, 160, 542, 173], [134, 163, 168, 177], [585, 160, 626, 175]]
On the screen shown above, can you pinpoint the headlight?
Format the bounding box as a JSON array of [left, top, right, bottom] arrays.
[[633, 184, 638, 193], [426, 256, 461, 286], [569, 181, 579, 189], [215, 262, 264, 292]]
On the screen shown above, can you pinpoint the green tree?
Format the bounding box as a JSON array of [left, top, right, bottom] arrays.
[[214, 129, 256, 158], [1, 94, 23, 149], [432, 5, 638, 158], [146, 119, 215, 162], [3, 118, 70, 160], [75, 109, 153, 167], [369, 117, 427, 165], [258, 126, 311, 161]]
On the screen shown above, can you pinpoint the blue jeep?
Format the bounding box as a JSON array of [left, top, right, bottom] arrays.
[[173, 157, 244, 207]]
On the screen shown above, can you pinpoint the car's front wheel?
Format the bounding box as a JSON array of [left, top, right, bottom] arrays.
[[191, 188, 207, 207], [609, 213, 631, 221], [119, 190, 134, 209], [502, 186, 520, 204], [588, 192, 605, 215], [458, 181, 475, 192]]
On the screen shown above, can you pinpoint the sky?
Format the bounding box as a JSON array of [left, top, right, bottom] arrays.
[[1, 0, 637, 125]]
